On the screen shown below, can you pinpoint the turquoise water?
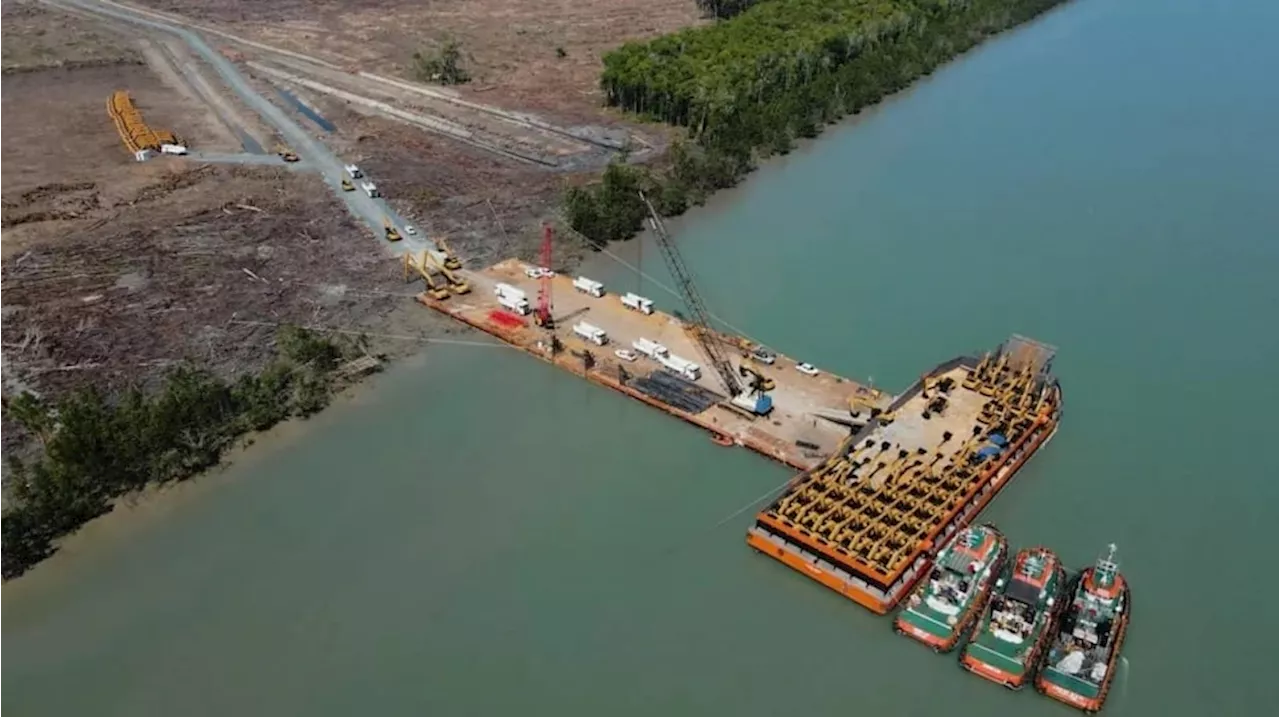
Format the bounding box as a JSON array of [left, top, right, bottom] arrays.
[[4, 0, 1275, 714]]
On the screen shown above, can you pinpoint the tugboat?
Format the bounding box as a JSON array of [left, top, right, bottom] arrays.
[[960, 547, 1066, 689], [893, 523, 1007, 652], [1036, 544, 1130, 713]]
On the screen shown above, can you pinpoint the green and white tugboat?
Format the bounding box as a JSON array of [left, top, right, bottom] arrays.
[[960, 546, 1066, 689], [1036, 544, 1130, 713], [893, 523, 1007, 652]]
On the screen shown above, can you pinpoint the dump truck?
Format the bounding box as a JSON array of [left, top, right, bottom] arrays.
[[632, 338, 669, 361], [573, 276, 605, 298], [621, 292, 654, 315], [572, 322, 609, 346], [495, 283, 531, 315], [383, 218, 401, 242]]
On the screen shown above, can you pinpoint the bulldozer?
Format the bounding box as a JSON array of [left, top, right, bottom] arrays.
[[436, 236, 463, 270], [383, 218, 402, 242]]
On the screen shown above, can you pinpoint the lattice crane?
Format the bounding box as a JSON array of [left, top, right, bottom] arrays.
[[638, 192, 742, 399]]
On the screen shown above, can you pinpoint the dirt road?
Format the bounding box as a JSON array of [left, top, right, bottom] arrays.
[[42, 0, 438, 258]]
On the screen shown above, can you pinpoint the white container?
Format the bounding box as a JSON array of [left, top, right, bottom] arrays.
[[160, 143, 188, 155], [620, 292, 654, 315], [494, 282, 526, 302], [572, 276, 605, 298], [344, 164, 363, 179], [661, 354, 701, 381], [632, 338, 669, 360], [572, 322, 608, 346], [497, 293, 531, 315]]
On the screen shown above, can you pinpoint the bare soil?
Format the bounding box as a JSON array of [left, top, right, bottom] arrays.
[[1, 1, 143, 73], [1, 0, 700, 448], [132, 0, 705, 119]]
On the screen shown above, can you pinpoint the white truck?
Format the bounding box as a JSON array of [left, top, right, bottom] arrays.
[[632, 338, 669, 361], [495, 283, 530, 315], [360, 181, 380, 198], [572, 276, 605, 298], [344, 164, 363, 179], [572, 322, 608, 346], [660, 354, 702, 381], [159, 143, 188, 155], [620, 292, 654, 315]]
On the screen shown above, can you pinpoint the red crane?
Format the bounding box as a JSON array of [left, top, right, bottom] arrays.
[[534, 223, 554, 328]]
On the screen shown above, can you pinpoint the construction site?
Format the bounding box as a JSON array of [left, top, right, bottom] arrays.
[[1, 0, 690, 438]]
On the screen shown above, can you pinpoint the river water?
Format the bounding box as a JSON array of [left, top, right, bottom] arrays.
[[4, 0, 1274, 714]]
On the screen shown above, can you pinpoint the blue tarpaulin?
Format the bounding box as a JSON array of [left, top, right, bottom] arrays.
[[977, 445, 1003, 459], [989, 433, 1008, 447]]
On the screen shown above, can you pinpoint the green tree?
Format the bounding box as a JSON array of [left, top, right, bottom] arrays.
[[412, 38, 471, 85]]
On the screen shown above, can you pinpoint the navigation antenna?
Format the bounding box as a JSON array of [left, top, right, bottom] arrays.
[[535, 223, 554, 328], [638, 192, 742, 399]]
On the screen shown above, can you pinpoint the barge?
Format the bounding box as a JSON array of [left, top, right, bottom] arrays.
[[419, 259, 890, 471], [745, 336, 1062, 614]]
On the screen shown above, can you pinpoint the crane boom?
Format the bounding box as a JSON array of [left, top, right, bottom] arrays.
[[638, 192, 742, 398]]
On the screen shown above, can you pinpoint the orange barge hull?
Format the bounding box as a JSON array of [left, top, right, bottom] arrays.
[[747, 371, 1061, 615]]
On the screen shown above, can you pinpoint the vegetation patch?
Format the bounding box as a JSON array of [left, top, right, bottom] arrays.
[[1, 326, 373, 579], [564, 0, 1069, 246]]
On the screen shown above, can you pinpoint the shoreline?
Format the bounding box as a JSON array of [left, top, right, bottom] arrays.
[[2, 2, 1070, 583]]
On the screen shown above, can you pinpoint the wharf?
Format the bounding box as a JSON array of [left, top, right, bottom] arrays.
[[420, 259, 889, 471]]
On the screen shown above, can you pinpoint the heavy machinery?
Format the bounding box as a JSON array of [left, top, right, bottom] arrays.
[[276, 145, 300, 162], [383, 218, 402, 242], [435, 237, 463, 270], [638, 192, 772, 416], [533, 224, 554, 328], [403, 251, 450, 300], [740, 358, 776, 391], [341, 178, 355, 192], [425, 251, 470, 294]]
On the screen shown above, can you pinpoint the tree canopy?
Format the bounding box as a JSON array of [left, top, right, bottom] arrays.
[[2, 326, 365, 579], [564, 0, 1067, 245]]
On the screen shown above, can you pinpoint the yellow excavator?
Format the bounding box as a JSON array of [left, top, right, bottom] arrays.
[[276, 145, 300, 162], [738, 360, 775, 392], [341, 178, 355, 192], [383, 218, 402, 242], [403, 251, 450, 300], [424, 251, 470, 295], [435, 236, 463, 270]]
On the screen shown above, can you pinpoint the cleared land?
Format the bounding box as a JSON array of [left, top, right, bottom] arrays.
[[0, 0, 705, 457], [132, 0, 704, 117], [1, 0, 142, 72]]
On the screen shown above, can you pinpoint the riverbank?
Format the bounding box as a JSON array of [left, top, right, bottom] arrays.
[[562, 0, 1074, 247], [5, 0, 1075, 583]]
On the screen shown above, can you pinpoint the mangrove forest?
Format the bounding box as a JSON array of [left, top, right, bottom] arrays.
[[565, 0, 1069, 245], [1, 326, 369, 579]]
